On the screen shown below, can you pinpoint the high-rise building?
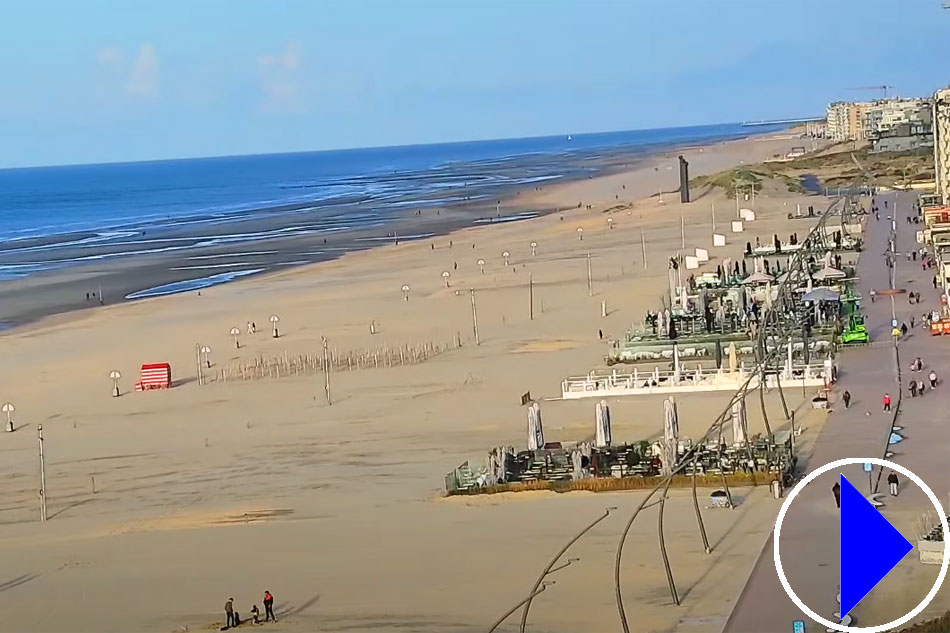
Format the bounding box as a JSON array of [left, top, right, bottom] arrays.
[[934, 88, 950, 204]]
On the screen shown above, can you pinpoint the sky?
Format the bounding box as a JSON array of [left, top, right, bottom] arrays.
[[1, 0, 948, 168]]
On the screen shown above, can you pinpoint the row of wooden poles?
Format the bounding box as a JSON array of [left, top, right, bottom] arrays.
[[202, 334, 465, 384]]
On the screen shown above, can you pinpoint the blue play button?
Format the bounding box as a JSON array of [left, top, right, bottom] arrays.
[[840, 474, 914, 616]]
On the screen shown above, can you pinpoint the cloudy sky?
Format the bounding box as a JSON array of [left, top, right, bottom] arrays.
[[1, 0, 948, 168]]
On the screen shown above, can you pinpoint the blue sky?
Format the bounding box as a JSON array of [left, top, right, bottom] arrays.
[[1, 0, 948, 168]]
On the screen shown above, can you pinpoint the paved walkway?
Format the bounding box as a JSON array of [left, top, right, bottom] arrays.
[[723, 191, 950, 632]]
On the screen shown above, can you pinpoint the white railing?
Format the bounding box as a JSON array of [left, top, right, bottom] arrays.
[[560, 362, 831, 399]]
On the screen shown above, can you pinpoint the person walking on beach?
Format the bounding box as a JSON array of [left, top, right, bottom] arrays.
[[842, 390, 851, 408], [833, 480, 841, 509], [263, 590, 276, 622], [225, 597, 235, 629], [888, 472, 900, 497], [250, 604, 260, 625], [883, 393, 891, 412]]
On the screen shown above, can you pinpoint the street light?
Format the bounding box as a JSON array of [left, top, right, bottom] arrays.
[[2, 402, 14, 432], [477, 259, 486, 274], [200, 345, 212, 368], [269, 314, 280, 338], [502, 250, 510, 266], [230, 327, 241, 348], [109, 370, 121, 398], [442, 271, 451, 288], [402, 284, 411, 301], [530, 241, 538, 256]]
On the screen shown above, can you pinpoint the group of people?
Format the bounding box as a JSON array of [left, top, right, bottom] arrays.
[[832, 471, 902, 508], [223, 591, 276, 630]]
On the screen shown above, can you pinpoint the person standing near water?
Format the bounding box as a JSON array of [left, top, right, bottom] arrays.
[[225, 598, 235, 629], [263, 590, 276, 622]]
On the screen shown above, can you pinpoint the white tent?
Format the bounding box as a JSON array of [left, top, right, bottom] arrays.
[[802, 287, 841, 302], [813, 266, 846, 280], [595, 399, 612, 448], [662, 397, 679, 475], [731, 398, 748, 445], [527, 401, 544, 450], [742, 271, 774, 285]]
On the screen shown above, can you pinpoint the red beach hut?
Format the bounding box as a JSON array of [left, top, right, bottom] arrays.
[[134, 363, 172, 391]]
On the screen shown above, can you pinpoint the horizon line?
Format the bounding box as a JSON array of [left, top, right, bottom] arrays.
[[0, 119, 797, 173]]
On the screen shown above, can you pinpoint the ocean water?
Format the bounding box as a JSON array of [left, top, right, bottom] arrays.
[[0, 123, 787, 297]]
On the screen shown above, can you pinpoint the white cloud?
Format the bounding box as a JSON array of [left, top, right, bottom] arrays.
[[126, 44, 160, 100], [258, 42, 303, 111]]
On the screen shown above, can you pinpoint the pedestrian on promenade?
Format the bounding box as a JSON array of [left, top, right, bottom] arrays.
[[901, 323, 908, 338], [843, 390, 851, 408], [888, 472, 900, 497], [263, 590, 276, 622], [910, 315, 916, 328], [883, 393, 892, 412], [869, 288, 876, 302], [918, 380, 926, 396], [934, 275, 939, 289], [930, 370, 938, 388], [910, 380, 918, 397], [225, 598, 235, 629], [833, 480, 841, 508]]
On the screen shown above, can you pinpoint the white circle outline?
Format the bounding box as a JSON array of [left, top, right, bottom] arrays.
[[773, 457, 949, 633]]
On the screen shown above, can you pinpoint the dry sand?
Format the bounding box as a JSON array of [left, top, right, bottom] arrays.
[[0, 132, 831, 633]]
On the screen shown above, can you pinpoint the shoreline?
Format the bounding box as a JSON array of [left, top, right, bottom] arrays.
[[0, 128, 801, 335]]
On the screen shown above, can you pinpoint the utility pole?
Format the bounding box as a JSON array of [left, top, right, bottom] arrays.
[[640, 230, 647, 269], [529, 274, 534, 321], [711, 202, 716, 232], [38, 425, 47, 522], [322, 336, 331, 405], [470, 288, 480, 345], [735, 186, 740, 217], [587, 252, 593, 297], [680, 216, 685, 249], [195, 343, 203, 386]]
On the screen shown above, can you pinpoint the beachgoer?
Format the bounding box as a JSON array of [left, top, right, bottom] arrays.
[[888, 472, 900, 497], [910, 380, 918, 397], [869, 289, 876, 303], [833, 481, 841, 509], [247, 322, 253, 335], [225, 598, 235, 629], [263, 591, 276, 622], [918, 380, 926, 396], [930, 370, 938, 388], [598, 329, 603, 340], [883, 393, 891, 412], [251, 605, 260, 624], [252, 322, 257, 333], [842, 390, 851, 408]]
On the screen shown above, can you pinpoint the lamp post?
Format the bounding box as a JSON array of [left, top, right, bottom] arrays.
[[442, 271, 450, 288], [269, 314, 280, 338], [230, 327, 241, 349], [502, 251, 510, 266], [402, 284, 411, 301], [530, 241, 538, 256], [2, 402, 14, 432], [477, 259, 486, 274], [109, 370, 121, 397], [200, 345, 212, 368]]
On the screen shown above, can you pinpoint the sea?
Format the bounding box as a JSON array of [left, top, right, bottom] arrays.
[[0, 122, 787, 301]]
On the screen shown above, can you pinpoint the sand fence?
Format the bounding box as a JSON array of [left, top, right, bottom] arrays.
[[205, 334, 466, 384]]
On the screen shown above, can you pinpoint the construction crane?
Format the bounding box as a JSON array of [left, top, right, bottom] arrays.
[[849, 85, 895, 99]]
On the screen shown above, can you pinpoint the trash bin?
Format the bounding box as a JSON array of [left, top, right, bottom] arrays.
[[771, 479, 783, 499]]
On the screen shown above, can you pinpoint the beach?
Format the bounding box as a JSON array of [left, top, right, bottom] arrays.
[[0, 130, 830, 633]]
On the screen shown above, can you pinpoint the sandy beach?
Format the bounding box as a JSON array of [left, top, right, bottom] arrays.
[[0, 131, 833, 633]]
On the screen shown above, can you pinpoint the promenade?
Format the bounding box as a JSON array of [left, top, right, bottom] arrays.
[[724, 191, 950, 632]]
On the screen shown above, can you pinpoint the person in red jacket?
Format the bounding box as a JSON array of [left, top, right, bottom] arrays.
[[263, 591, 276, 622], [883, 393, 891, 412]]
